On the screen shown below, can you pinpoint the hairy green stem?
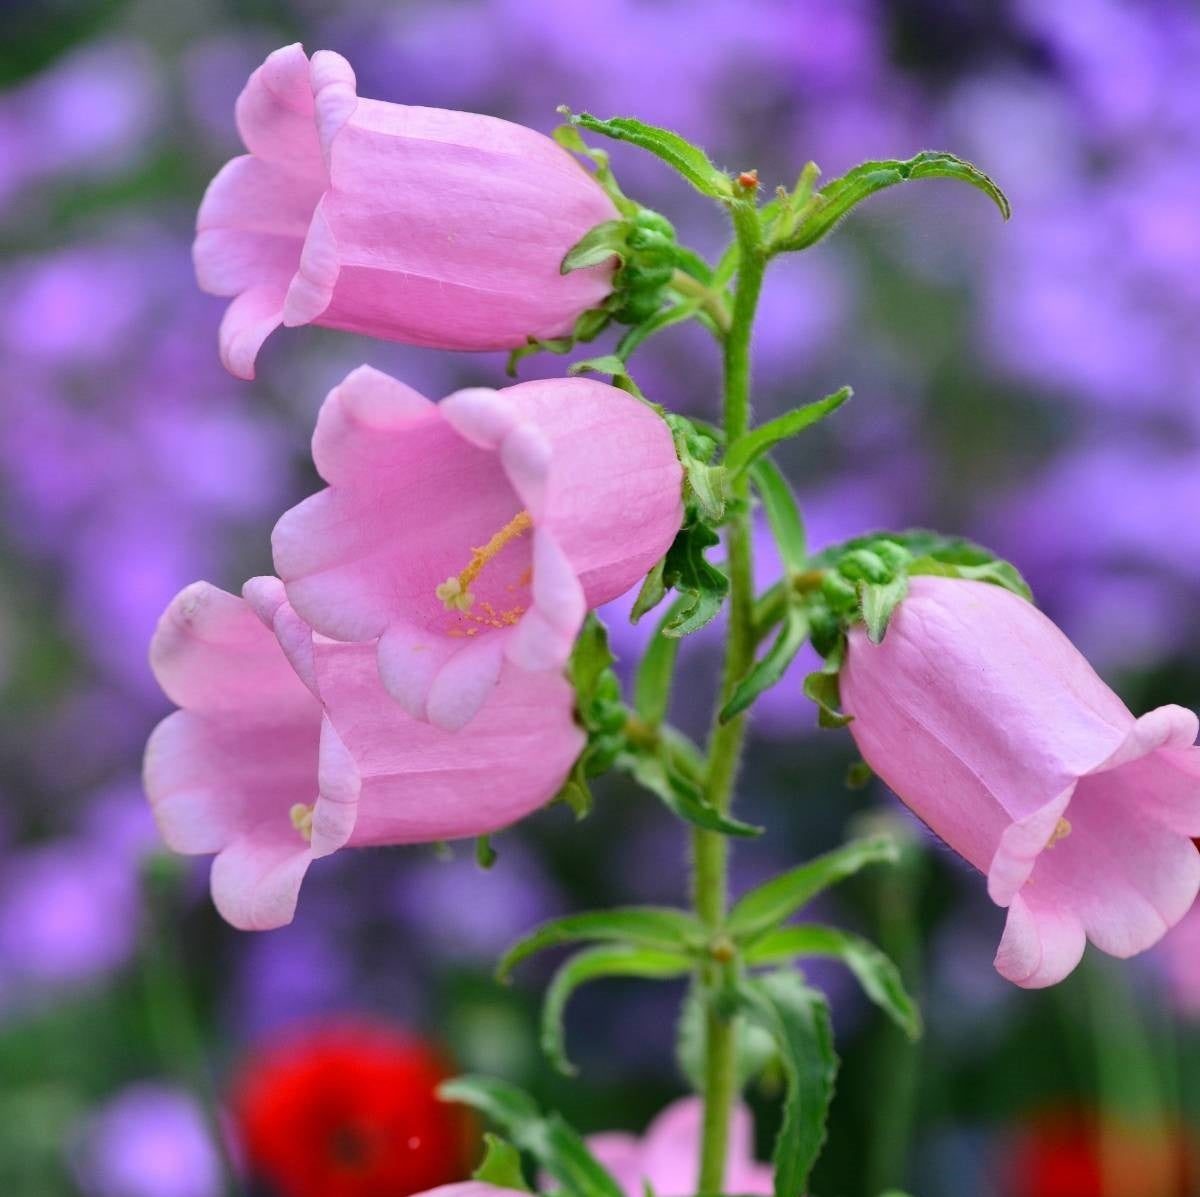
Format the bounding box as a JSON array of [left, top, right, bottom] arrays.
[[694, 197, 767, 1195], [669, 269, 733, 336]]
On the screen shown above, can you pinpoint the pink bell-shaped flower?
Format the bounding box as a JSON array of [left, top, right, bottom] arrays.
[[143, 578, 583, 930], [587, 1097, 773, 1197], [194, 43, 619, 379], [272, 366, 682, 731], [841, 576, 1200, 988]]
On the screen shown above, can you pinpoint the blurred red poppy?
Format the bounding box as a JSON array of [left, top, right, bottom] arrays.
[[232, 1022, 471, 1197], [1007, 1109, 1195, 1197]]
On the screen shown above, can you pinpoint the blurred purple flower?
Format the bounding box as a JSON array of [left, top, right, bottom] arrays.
[[72, 1083, 221, 1197], [1151, 900, 1200, 1018]]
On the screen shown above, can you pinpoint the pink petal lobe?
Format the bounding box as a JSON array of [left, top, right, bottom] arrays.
[[995, 892, 1087, 989], [209, 824, 313, 932], [426, 635, 509, 732], [217, 283, 286, 381]]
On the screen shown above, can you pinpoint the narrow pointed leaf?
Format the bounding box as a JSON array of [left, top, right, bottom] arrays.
[[497, 907, 705, 981], [727, 835, 899, 941], [782, 150, 1010, 252], [565, 110, 733, 199], [473, 1134, 530, 1191], [721, 605, 810, 722], [750, 458, 806, 569], [725, 387, 852, 477], [622, 749, 762, 838], [736, 971, 838, 1197], [439, 1076, 625, 1197], [542, 944, 693, 1075], [744, 924, 921, 1040]]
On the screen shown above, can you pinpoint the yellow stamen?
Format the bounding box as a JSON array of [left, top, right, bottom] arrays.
[[1046, 817, 1072, 849], [437, 510, 532, 612], [290, 802, 315, 842]]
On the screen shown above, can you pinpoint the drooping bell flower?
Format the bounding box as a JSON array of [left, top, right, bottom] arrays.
[[840, 576, 1200, 988], [272, 366, 682, 731], [194, 43, 619, 379], [233, 1022, 469, 1197], [143, 578, 583, 930], [586, 1097, 773, 1197]]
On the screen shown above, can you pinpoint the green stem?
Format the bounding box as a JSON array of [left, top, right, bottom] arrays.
[[694, 197, 767, 1196], [669, 269, 733, 336]]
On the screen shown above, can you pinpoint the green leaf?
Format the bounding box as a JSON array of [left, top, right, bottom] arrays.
[[569, 354, 631, 380], [621, 747, 762, 838], [724, 387, 852, 477], [736, 971, 838, 1197], [473, 1134, 531, 1191], [744, 925, 922, 1040], [727, 834, 900, 941], [564, 109, 733, 199], [780, 150, 1010, 252], [721, 605, 809, 722], [439, 1076, 625, 1197], [750, 458, 806, 570], [497, 907, 705, 981], [633, 600, 687, 726], [660, 523, 729, 639], [562, 219, 630, 273], [860, 574, 909, 645], [802, 668, 851, 729], [542, 944, 694, 1074]]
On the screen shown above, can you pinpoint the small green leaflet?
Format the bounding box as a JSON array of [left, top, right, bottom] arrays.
[[721, 605, 810, 722], [472, 1134, 530, 1192], [541, 943, 693, 1075], [496, 906, 704, 981], [562, 109, 733, 199], [744, 924, 921, 1040], [726, 834, 900, 941], [777, 150, 1010, 253], [724, 387, 852, 478]]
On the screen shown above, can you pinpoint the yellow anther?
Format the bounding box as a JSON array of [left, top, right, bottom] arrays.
[[290, 802, 315, 842], [437, 510, 532, 612], [1046, 817, 1072, 849]]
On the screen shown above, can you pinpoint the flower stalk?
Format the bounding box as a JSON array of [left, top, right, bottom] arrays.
[[695, 195, 768, 1194]]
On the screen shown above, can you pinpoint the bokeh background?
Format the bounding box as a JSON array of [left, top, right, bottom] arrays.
[[2, 1, 1200, 1194]]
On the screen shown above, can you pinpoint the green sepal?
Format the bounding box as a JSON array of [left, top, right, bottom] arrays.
[[734, 971, 839, 1197], [562, 109, 733, 199], [541, 944, 694, 1075], [743, 924, 922, 1040], [724, 387, 851, 478], [905, 553, 1032, 601], [803, 666, 850, 729], [438, 1076, 625, 1197], [775, 150, 1010, 253], [667, 414, 726, 525], [659, 523, 730, 638], [472, 1134, 531, 1191], [569, 354, 632, 381], [561, 219, 630, 273], [749, 458, 806, 570], [721, 605, 810, 722], [506, 305, 611, 377], [631, 558, 668, 623], [475, 835, 497, 869], [726, 834, 900, 942], [860, 573, 909, 645], [552, 124, 638, 216], [496, 906, 705, 981]]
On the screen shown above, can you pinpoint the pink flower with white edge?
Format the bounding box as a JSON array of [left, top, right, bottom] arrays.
[[272, 366, 682, 732], [142, 578, 583, 931], [586, 1097, 773, 1197], [194, 43, 619, 379], [840, 576, 1200, 989]]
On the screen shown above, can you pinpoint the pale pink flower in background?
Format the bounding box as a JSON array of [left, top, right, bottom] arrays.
[[194, 42, 618, 379], [272, 366, 682, 731], [586, 1097, 773, 1197], [1154, 898, 1200, 1016], [841, 576, 1200, 989], [142, 579, 583, 931]]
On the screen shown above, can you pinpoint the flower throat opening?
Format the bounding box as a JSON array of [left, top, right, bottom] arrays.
[[435, 510, 532, 632]]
